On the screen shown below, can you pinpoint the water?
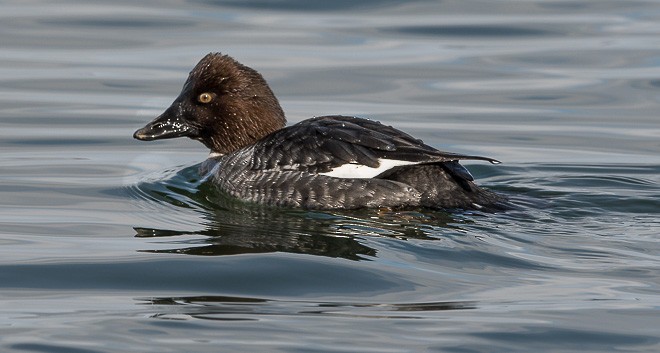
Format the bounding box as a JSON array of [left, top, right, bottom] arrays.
[[1, 0, 659, 352]]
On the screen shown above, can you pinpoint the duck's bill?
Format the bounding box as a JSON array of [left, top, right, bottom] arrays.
[[133, 111, 196, 141]]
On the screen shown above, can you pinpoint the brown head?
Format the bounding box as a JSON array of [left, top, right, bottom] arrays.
[[133, 53, 286, 154]]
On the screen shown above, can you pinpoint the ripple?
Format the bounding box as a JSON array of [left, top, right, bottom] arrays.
[[39, 17, 194, 29], [384, 25, 557, 38], [139, 295, 477, 321], [201, 0, 409, 12]]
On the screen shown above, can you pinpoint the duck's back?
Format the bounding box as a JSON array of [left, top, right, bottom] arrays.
[[202, 116, 505, 209]]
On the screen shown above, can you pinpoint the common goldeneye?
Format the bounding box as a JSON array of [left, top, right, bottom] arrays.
[[134, 53, 506, 209]]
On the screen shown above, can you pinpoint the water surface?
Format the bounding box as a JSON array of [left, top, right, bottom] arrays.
[[1, 0, 659, 352]]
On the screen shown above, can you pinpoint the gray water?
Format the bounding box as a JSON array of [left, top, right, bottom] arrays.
[[2, 0, 660, 352]]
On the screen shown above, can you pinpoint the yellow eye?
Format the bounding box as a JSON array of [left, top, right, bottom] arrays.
[[198, 92, 213, 104]]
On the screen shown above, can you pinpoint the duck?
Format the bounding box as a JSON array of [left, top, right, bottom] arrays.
[[134, 53, 506, 210]]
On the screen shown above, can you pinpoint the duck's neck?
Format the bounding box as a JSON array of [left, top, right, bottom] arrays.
[[204, 101, 286, 155]]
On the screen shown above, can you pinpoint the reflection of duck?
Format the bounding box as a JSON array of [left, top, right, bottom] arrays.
[[134, 53, 506, 209], [140, 295, 476, 321], [134, 224, 377, 261], [133, 208, 453, 260]]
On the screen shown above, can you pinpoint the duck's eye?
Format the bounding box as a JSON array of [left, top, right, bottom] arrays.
[[198, 92, 213, 104]]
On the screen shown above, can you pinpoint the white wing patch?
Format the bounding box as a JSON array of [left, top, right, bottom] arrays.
[[319, 159, 420, 179]]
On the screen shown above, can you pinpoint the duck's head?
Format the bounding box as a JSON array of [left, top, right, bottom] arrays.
[[133, 53, 286, 155]]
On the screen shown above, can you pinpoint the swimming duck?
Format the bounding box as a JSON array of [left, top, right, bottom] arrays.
[[134, 53, 505, 209]]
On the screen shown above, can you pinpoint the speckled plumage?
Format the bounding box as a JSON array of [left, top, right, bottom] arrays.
[[135, 53, 507, 210]]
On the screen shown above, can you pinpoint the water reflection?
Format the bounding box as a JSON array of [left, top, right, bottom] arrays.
[[138, 295, 476, 321], [135, 224, 378, 260], [132, 164, 466, 260]]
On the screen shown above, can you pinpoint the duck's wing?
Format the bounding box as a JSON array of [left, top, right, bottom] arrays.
[[247, 115, 499, 179]]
